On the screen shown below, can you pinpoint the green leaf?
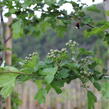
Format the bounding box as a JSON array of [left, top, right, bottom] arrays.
[[45, 75, 55, 84], [58, 0, 66, 5], [10, 8, 16, 13], [21, 55, 39, 73], [0, 73, 18, 87], [0, 85, 14, 98], [40, 67, 58, 84], [35, 80, 43, 89], [83, 17, 93, 24], [12, 19, 23, 39], [0, 73, 18, 98], [22, 0, 33, 8], [4, 12, 11, 17], [79, 48, 93, 56], [44, 0, 56, 5], [66, 63, 79, 70], [84, 22, 109, 37], [101, 81, 109, 99], [55, 25, 66, 37], [87, 5, 100, 13], [52, 86, 62, 94], [56, 68, 69, 79], [4, 66, 19, 72], [93, 82, 101, 91], [105, 10, 109, 16], [87, 90, 97, 109], [35, 88, 47, 104], [35, 21, 51, 37], [51, 80, 64, 94], [46, 85, 51, 93], [70, 1, 79, 8]]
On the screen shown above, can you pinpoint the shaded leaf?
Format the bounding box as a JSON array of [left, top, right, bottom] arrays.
[[40, 67, 58, 84], [35, 88, 47, 104], [12, 20, 23, 39], [87, 90, 97, 109], [93, 82, 101, 91], [56, 68, 70, 79]]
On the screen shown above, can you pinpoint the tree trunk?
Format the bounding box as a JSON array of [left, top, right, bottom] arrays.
[[5, 17, 12, 109], [0, 6, 5, 109]]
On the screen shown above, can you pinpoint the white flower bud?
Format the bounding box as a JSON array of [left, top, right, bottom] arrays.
[[69, 40, 72, 43], [32, 52, 38, 55], [71, 57, 75, 61], [61, 48, 66, 52], [25, 56, 28, 59], [51, 51, 54, 54], [51, 54, 55, 57], [66, 43, 69, 46], [84, 71, 87, 74], [50, 49, 53, 52], [73, 41, 76, 44], [54, 49, 59, 52], [29, 54, 32, 57], [48, 53, 50, 55]]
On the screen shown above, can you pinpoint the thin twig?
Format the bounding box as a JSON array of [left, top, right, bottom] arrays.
[[86, 24, 95, 28], [4, 36, 12, 43]]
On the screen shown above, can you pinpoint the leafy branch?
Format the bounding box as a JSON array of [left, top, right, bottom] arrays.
[[0, 40, 106, 108]]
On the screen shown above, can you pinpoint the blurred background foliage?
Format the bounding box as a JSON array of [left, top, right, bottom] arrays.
[[13, 3, 107, 60]]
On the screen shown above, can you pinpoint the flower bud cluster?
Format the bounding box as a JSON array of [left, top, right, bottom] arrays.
[[47, 48, 67, 59], [80, 56, 93, 65], [66, 40, 78, 47], [79, 70, 94, 80], [25, 52, 38, 62]]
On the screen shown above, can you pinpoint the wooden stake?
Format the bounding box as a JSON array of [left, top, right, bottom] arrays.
[[5, 17, 13, 109]]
